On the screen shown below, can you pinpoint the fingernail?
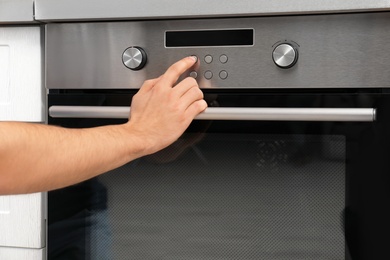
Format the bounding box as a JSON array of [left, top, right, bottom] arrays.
[[189, 55, 198, 63]]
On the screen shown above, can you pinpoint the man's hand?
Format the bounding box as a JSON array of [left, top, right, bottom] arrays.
[[0, 56, 207, 194], [125, 56, 207, 155]]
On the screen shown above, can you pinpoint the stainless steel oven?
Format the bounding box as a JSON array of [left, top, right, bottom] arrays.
[[46, 12, 390, 259]]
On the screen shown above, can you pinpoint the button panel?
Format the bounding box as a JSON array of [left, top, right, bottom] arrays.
[[190, 54, 230, 81]]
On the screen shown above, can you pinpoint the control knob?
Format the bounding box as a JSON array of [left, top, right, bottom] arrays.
[[122, 46, 147, 70], [272, 43, 298, 69]]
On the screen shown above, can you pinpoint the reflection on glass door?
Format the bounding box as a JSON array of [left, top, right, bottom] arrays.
[[49, 134, 346, 260]]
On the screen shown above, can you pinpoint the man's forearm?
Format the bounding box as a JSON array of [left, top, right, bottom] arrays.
[[0, 122, 145, 194]]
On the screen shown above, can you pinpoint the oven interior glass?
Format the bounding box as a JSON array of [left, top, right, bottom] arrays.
[[49, 133, 346, 259]]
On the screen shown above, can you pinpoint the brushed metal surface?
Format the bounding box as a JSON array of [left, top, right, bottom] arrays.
[[46, 12, 390, 89], [0, 0, 34, 23], [35, 0, 390, 21], [49, 106, 376, 122]]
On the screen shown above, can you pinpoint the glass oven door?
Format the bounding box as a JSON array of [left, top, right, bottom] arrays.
[[47, 90, 390, 260]]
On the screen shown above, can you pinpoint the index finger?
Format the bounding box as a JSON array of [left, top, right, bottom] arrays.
[[160, 56, 198, 86]]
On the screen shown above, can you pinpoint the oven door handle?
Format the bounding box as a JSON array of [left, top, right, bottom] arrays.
[[49, 106, 376, 122]]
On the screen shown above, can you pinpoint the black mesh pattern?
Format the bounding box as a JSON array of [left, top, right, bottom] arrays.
[[92, 134, 345, 260]]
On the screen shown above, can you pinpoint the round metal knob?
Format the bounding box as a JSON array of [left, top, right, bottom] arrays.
[[272, 43, 298, 69], [122, 46, 147, 70]]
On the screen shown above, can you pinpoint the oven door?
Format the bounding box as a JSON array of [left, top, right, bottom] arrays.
[[47, 89, 390, 260]]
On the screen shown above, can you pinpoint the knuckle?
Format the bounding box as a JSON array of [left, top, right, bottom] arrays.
[[144, 79, 154, 85], [191, 85, 204, 98], [189, 86, 200, 96], [185, 76, 198, 86], [167, 90, 177, 101], [197, 88, 204, 99], [172, 103, 183, 114], [196, 99, 208, 111], [154, 84, 166, 94]]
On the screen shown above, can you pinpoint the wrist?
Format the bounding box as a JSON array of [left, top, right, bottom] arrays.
[[119, 123, 152, 159]]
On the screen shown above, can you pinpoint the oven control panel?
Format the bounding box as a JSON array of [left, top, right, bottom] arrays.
[[46, 12, 390, 89], [121, 42, 299, 79]]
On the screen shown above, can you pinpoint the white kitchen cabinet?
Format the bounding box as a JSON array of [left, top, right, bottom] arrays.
[[0, 26, 44, 121], [0, 26, 45, 259], [0, 247, 45, 260], [0, 193, 46, 248]]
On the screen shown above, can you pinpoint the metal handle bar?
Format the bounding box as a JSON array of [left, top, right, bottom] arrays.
[[49, 106, 376, 122]]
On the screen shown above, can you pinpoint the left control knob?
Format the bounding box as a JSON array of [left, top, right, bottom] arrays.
[[122, 46, 147, 70]]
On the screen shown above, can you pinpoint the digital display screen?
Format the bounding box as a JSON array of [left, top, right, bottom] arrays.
[[165, 29, 254, 47]]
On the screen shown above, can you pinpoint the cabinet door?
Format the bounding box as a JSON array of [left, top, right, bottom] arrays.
[[0, 26, 45, 255], [0, 193, 46, 248], [0, 247, 45, 260], [0, 26, 44, 122]]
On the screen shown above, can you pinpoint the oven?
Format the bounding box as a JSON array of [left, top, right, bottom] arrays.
[[46, 12, 390, 259]]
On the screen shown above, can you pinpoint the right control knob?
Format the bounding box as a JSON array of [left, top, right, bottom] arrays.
[[272, 43, 298, 69]]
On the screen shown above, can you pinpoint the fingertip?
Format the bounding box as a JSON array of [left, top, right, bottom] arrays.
[[188, 55, 198, 63], [161, 56, 199, 85]]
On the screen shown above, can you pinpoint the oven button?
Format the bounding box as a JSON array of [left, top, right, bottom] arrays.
[[204, 55, 213, 64], [219, 70, 228, 79], [189, 71, 198, 79], [219, 55, 228, 64], [272, 43, 298, 69], [204, 70, 213, 79], [122, 46, 147, 70]]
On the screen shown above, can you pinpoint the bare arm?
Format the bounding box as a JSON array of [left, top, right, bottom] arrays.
[[0, 56, 206, 195]]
